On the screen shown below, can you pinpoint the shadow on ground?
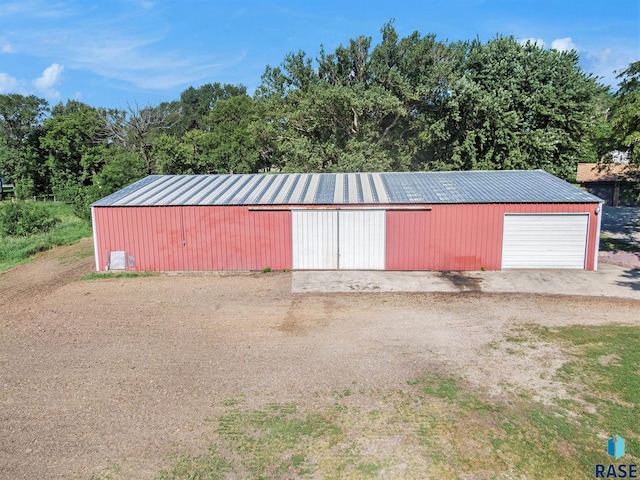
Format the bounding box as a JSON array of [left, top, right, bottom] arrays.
[[601, 206, 640, 247], [617, 268, 640, 291]]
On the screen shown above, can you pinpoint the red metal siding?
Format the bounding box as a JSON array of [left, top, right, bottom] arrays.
[[386, 203, 600, 271], [93, 206, 291, 271], [94, 202, 600, 272]]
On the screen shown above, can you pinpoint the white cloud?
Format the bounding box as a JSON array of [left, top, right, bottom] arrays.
[[0, 7, 245, 93], [1, 43, 16, 53], [0, 72, 18, 92], [33, 63, 64, 98], [584, 46, 637, 89], [0, 1, 78, 19], [62, 33, 246, 90], [520, 38, 545, 48], [551, 37, 577, 52]]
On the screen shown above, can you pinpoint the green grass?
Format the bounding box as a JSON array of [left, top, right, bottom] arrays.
[[154, 325, 639, 479], [0, 201, 91, 270], [544, 325, 640, 458], [155, 446, 231, 480]]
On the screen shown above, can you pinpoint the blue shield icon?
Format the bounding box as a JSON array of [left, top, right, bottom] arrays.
[[608, 435, 625, 460]]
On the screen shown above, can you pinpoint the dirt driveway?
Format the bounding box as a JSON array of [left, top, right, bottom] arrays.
[[1, 240, 639, 479]]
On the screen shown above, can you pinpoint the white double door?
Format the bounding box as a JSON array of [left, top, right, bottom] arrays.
[[292, 210, 386, 270]]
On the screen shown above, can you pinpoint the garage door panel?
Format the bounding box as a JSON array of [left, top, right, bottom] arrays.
[[292, 211, 338, 269], [339, 210, 385, 270], [502, 214, 588, 269]]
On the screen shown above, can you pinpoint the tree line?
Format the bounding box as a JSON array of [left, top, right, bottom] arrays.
[[0, 23, 638, 217]]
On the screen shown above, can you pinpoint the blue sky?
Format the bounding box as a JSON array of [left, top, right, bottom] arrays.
[[0, 0, 638, 109]]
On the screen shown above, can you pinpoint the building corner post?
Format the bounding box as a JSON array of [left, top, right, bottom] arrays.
[[593, 202, 603, 270], [91, 206, 100, 271]]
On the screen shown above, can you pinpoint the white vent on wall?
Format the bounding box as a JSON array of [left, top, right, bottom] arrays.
[[108, 250, 127, 270]]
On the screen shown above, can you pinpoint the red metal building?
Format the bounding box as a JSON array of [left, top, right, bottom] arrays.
[[91, 171, 603, 272]]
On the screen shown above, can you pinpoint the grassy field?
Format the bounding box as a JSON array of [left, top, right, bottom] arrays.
[[0, 201, 91, 271], [151, 324, 639, 480]]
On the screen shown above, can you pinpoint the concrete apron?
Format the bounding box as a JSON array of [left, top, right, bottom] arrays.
[[291, 263, 640, 300]]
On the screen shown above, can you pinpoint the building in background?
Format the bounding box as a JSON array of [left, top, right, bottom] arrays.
[[576, 163, 639, 207]]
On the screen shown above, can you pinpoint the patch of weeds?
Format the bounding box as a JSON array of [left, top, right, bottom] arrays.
[[420, 373, 460, 402], [333, 388, 352, 399], [501, 324, 548, 356], [87, 464, 122, 480], [222, 397, 241, 407], [214, 403, 342, 477], [261, 266, 272, 273], [504, 335, 527, 343], [405, 372, 600, 478], [155, 445, 232, 480], [504, 347, 520, 356], [82, 271, 156, 280], [291, 453, 306, 467], [367, 409, 381, 421], [356, 462, 380, 475], [490, 434, 505, 449]]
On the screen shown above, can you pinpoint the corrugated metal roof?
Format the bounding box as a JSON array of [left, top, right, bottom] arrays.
[[91, 170, 602, 207]]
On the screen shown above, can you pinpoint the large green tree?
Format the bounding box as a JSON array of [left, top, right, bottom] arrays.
[[607, 60, 640, 201], [66, 144, 148, 219], [39, 100, 102, 200], [177, 82, 247, 134], [256, 23, 461, 172], [154, 94, 261, 175], [256, 26, 603, 178], [0, 94, 49, 194], [200, 94, 261, 173], [422, 37, 605, 179], [610, 61, 640, 166], [0, 94, 49, 150]]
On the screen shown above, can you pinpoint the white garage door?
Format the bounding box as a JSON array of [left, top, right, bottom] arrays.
[[339, 210, 386, 270], [292, 210, 385, 270], [502, 214, 589, 269], [292, 210, 338, 269]]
